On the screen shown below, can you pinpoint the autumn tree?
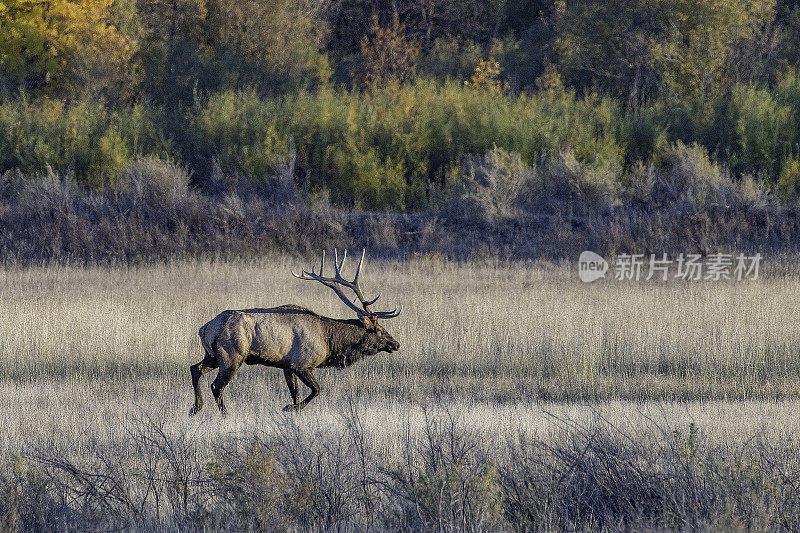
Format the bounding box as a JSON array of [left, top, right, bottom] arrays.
[[554, 0, 668, 106], [555, 0, 776, 105], [136, 0, 207, 104], [204, 0, 331, 93], [651, 0, 776, 100], [0, 0, 134, 98], [354, 12, 420, 89], [466, 56, 507, 94]]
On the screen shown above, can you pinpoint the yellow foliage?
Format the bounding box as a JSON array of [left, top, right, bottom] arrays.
[[465, 57, 507, 95], [0, 0, 134, 93], [203, 0, 330, 88], [355, 13, 419, 90], [778, 156, 800, 203], [651, 0, 775, 98]]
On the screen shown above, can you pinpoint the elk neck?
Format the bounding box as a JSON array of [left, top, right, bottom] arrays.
[[322, 317, 372, 367]]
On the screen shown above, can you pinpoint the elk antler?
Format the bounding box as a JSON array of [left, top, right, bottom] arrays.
[[292, 249, 402, 319]]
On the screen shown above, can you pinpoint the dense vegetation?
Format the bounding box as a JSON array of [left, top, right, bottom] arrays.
[[3, 0, 800, 217]]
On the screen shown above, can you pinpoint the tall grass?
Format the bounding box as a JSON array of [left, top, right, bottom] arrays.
[[2, 259, 800, 529], [6, 401, 800, 531], [1, 258, 799, 401]]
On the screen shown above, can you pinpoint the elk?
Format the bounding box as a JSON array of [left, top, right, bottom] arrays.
[[190, 249, 401, 414]]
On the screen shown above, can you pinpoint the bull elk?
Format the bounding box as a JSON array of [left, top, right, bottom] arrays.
[[190, 249, 401, 414]]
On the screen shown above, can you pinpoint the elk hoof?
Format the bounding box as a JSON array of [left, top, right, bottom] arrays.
[[189, 406, 200, 416], [283, 404, 300, 413]]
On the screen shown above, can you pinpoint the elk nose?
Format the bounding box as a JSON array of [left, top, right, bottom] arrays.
[[390, 340, 400, 351]]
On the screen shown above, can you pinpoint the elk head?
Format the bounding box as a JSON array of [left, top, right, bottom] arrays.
[[292, 249, 401, 354]]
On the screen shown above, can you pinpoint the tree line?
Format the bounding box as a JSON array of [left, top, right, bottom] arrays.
[[2, 0, 800, 210]]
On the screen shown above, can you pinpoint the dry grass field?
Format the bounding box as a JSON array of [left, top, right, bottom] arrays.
[[3, 255, 800, 531]]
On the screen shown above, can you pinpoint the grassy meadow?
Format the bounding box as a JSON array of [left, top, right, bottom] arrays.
[[2, 255, 800, 400], [3, 256, 800, 530]]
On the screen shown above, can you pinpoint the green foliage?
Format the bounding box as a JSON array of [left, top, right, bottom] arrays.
[[419, 37, 483, 81], [191, 89, 288, 179], [1, 0, 799, 211], [778, 155, 800, 202], [9, 75, 800, 210], [730, 84, 794, 176], [775, 68, 800, 112], [190, 80, 623, 210], [203, 0, 331, 94], [0, 98, 171, 187], [329, 145, 407, 210], [555, 0, 665, 102], [556, 0, 776, 102], [653, 0, 775, 100], [620, 107, 670, 165]]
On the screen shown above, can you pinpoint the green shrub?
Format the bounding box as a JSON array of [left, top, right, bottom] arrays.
[[329, 145, 407, 210], [730, 84, 795, 177], [93, 128, 130, 188], [621, 108, 669, 166], [778, 155, 800, 203], [0, 99, 170, 188], [191, 89, 289, 179], [191, 81, 624, 210], [419, 37, 483, 81], [775, 68, 800, 121]]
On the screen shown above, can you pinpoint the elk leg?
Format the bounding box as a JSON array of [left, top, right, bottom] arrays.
[[211, 366, 236, 415], [189, 356, 218, 416], [292, 369, 320, 412], [282, 369, 300, 411]]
